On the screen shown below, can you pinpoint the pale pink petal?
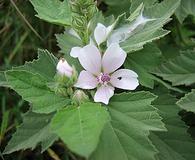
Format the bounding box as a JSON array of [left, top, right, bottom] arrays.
[[78, 44, 101, 75], [70, 47, 82, 58], [110, 69, 139, 90], [74, 70, 98, 89], [94, 23, 107, 45], [94, 85, 114, 105], [102, 43, 127, 74]]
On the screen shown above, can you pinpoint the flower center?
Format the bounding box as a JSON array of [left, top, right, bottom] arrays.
[[97, 73, 111, 84]]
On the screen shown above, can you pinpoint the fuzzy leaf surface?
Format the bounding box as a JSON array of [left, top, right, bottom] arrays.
[[14, 49, 58, 82], [177, 90, 195, 113], [151, 94, 195, 160], [51, 103, 110, 158], [130, 0, 158, 13], [153, 51, 195, 86], [90, 91, 166, 160], [30, 0, 71, 26], [6, 70, 70, 113], [4, 111, 58, 154], [125, 44, 162, 88], [103, 0, 131, 16]]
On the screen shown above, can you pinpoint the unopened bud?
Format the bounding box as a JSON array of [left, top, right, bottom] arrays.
[[57, 58, 73, 77], [72, 90, 89, 105]]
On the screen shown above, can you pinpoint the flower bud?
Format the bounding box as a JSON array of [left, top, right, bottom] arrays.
[[57, 58, 73, 78], [72, 90, 89, 105]]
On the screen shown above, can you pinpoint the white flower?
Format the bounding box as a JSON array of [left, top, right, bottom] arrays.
[[74, 43, 139, 104], [70, 23, 114, 58], [57, 58, 73, 77]]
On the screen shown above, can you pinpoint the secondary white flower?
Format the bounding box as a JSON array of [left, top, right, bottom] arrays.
[[70, 23, 114, 58], [57, 58, 73, 77], [74, 43, 139, 104], [108, 12, 154, 45]]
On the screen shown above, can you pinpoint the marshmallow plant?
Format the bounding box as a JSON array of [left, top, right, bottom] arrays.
[[4, 1, 194, 160]]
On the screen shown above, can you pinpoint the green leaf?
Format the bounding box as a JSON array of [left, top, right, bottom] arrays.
[[125, 44, 162, 88], [3, 111, 58, 154], [103, 0, 131, 16], [14, 49, 58, 82], [51, 103, 110, 158], [177, 90, 195, 112], [175, 0, 195, 23], [90, 91, 166, 160], [56, 32, 82, 54], [152, 76, 185, 94], [150, 94, 195, 160], [6, 70, 70, 113], [127, 3, 144, 22], [121, 29, 169, 53], [30, 0, 71, 26], [159, 44, 181, 60], [56, 32, 82, 71], [121, 0, 180, 53], [41, 133, 58, 152], [144, 0, 180, 19], [125, 43, 185, 93], [153, 50, 195, 86], [130, 0, 158, 13]]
